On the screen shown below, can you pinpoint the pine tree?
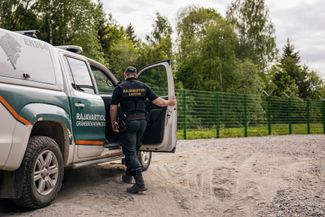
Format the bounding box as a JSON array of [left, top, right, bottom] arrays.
[[280, 39, 302, 86], [281, 38, 300, 64], [270, 39, 324, 99], [125, 23, 137, 44]]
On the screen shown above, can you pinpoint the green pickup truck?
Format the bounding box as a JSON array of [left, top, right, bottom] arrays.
[[0, 28, 177, 209]]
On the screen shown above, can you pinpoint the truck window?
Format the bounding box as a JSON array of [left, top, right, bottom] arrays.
[[66, 57, 95, 94], [139, 65, 168, 96], [91, 66, 114, 94]]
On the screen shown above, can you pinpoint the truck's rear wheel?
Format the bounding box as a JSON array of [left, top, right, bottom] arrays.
[[121, 151, 152, 171], [13, 136, 64, 209], [138, 151, 151, 171]]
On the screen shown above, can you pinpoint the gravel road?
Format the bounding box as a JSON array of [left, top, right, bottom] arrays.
[[1, 135, 324, 217]]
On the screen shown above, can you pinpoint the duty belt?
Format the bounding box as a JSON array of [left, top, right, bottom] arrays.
[[127, 113, 146, 121]]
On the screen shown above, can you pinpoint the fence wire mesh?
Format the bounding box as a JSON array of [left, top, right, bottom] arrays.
[[175, 89, 325, 139]]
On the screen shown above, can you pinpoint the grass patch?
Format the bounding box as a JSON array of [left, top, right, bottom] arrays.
[[177, 123, 324, 140]]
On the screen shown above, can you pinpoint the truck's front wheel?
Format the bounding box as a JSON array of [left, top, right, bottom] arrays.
[[13, 136, 64, 209]]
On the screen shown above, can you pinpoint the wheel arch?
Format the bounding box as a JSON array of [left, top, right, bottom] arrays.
[[3, 103, 73, 171], [21, 103, 73, 166], [30, 121, 70, 165]]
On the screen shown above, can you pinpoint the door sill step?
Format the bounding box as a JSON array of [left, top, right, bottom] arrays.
[[71, 155, 122, 168], [104, 143, 121, 150]]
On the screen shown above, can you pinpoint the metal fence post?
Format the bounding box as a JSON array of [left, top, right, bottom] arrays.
[[243, 95, 248, 137], [306, 99, 310, 134], [322, 100, 325, 134], [215, 92, 220, 138], [182, 90, 187, 140], [288, 97, 292, 134], [266, 96, 272, 135]]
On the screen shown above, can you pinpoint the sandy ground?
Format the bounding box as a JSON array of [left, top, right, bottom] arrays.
[[0, 135, 325, 217]]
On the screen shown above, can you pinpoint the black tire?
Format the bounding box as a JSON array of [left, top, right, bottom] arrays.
[[13, 136, 64, 209], [138, 151, 152, 171]]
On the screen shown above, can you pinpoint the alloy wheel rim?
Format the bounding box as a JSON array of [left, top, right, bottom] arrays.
[[33, 150, 59, 196], [140, 151, 150, 166]]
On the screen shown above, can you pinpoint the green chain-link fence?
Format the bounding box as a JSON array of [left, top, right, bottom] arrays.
[[175, 89, 325, 139]]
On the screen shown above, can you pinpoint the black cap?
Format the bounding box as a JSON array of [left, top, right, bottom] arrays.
[[124, 66, 137, 74]]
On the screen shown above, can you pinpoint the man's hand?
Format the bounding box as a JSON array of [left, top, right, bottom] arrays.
[[110, 104, 119, 132], [111, 121, 119, 133], [168, 96, 177, 106], [152, 96, 177, 107]]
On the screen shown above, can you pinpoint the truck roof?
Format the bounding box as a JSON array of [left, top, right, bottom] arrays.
[[0, 28, 59, 85], [0, 28, 118, 89]]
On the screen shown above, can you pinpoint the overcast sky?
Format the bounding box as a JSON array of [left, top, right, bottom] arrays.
[[102, 0, 325, 78]]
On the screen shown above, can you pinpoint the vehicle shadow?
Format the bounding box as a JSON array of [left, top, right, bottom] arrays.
[[58, 162, 125, 199], [0, 199, 19, 215], [0, 162, 126, 216]]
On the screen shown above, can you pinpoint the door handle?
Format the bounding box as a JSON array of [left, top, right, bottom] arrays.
[[75, 102, 85, 109]]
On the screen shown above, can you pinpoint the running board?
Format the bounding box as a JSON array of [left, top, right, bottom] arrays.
[[71, 156, 122, 169], [103, 140, 120, 150], [104, 144, 120, 150]]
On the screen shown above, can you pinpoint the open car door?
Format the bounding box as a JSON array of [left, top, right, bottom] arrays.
[[137, 60, 177, 152]]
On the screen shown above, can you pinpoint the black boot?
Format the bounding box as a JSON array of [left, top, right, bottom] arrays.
[[122, 171, 133, 184], [127, 173, 147, 194]]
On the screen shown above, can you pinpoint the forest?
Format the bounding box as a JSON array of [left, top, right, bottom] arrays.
[[0, 0, 324, 100]]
